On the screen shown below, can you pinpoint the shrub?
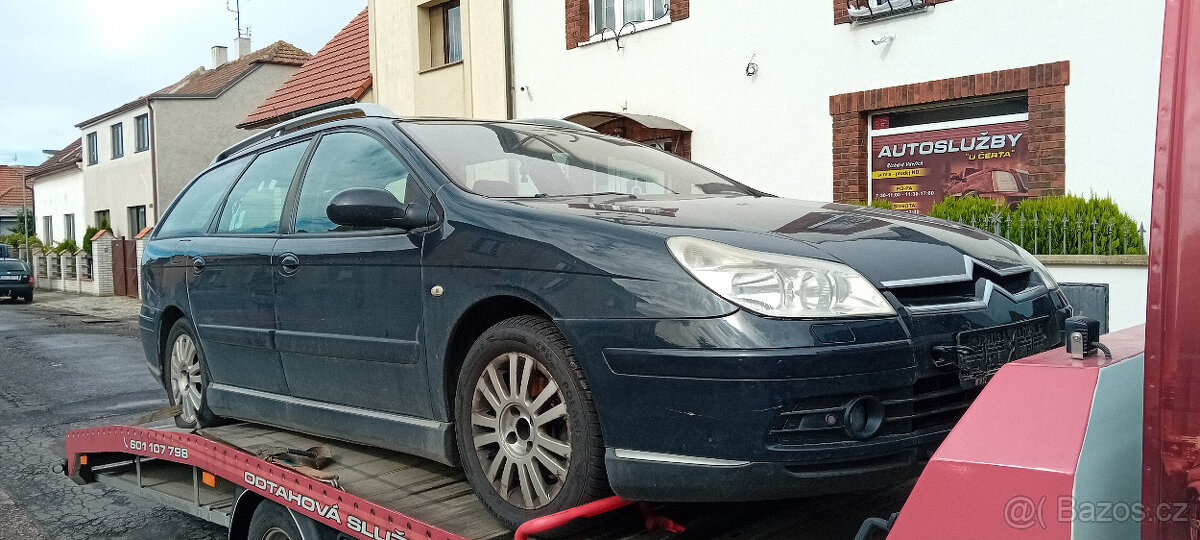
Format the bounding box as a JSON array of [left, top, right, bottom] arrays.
[[930, 193, 1144, 255], [2, 233, 41, 250], [55, 238, 80, 254], [82, 226, 101, 254]]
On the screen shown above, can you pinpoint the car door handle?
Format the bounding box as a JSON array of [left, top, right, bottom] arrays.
[[191, 257, 206, 275], [279, 253, 300, 276]]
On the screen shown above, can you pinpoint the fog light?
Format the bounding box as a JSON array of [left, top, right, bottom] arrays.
[[843, 395, 885, 440]]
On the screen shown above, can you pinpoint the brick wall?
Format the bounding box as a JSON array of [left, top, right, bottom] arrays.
[[829, 61, 1070, 203], [91, 231, 116, 297], [566, 0, 689, 49], [834, 0, 953, 25]]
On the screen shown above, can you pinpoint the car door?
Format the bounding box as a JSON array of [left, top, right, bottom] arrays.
[[273, 129, 433, 417], [187, 140, 310, 395]]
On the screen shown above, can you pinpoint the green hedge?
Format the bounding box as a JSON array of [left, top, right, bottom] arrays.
[[929, 194, 1145, 255]]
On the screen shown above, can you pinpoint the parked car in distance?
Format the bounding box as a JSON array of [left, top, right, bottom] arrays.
[[140, 105, 1072, 532], [944, 166, 1033, 209], [0, 258, 33, 303]]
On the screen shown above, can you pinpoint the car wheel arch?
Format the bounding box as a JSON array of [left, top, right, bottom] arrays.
[[158, 306, 188, 380], [440, 295, 553, 428]]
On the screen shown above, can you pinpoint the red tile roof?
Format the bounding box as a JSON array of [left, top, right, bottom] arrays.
[[76, 41, 312, 129], [26, 138, 83, 180], [239, 9, 371, 129], [0, 166, 32, 209]]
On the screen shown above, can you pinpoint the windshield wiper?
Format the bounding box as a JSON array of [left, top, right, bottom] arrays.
[[530, 192, 637, 199]]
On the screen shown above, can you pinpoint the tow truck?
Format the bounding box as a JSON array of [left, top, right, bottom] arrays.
[[61, 1, 1200, 538]]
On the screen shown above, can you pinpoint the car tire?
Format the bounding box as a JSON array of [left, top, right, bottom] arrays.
[[22, 292, 32, 303], [454, 315, 609, 535], [246, 501, 302, 540], [164, 318, 224, 428]]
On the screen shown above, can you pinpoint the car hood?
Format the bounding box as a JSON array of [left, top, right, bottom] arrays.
[[512, 194, 1032, 286]]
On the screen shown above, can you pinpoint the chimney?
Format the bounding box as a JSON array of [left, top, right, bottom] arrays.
[[211, 45, 228, 68], [236, 37, 251, 58]]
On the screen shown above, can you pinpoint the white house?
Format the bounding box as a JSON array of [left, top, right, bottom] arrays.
[[508, 0, 1163, 331], [510, 0, 1163, 227], [27, 139, 84, 245], [74, 39, 310, 238]]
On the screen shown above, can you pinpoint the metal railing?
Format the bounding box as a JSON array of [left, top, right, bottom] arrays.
[[942, 213, 1147, 255]]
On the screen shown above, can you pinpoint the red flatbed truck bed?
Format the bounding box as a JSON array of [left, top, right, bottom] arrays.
[[63, 419, 907, 540]]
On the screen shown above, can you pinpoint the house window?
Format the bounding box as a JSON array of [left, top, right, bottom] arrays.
[[86, 132, 98, 165], [135, 114, 150, 152], [42, 216, 54, 245], [591, 0, 670, 34], [127, 206, 147, 236], [425, 1, 462, 68], [94, 210, 110, 230], [64, 214, 75, 242], [443, 1, 462, 64], [111, 123, 124, 159]]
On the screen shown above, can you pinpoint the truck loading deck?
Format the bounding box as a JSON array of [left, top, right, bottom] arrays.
[[62, 418, 910, 540]]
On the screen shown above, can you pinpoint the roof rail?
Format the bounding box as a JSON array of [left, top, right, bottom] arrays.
[[514, 118, 599, 133], [213, 103, 398, 164]]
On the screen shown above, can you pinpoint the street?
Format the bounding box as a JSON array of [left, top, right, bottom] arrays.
[[0, 292, 914, 540], [0, 293, 223, 540]]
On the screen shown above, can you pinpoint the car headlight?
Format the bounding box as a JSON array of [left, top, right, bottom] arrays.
[[1013, 244, 1059, 289], [666, 236, 896, 318]]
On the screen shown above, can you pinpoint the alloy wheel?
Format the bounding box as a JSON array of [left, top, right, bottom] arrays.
[[170, 334, 202, 425], [470, 351, 571, 509], [260, 527, 293, 540]]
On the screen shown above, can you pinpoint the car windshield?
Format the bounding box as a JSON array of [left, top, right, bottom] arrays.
[[399, 121, 754, 198], [0, 261, 28, 272]]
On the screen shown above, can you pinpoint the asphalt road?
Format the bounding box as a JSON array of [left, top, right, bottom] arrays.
[[0, 295, 224, 540], [0, 293, 914, 539]]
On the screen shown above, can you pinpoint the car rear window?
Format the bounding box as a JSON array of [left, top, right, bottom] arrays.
[[156, 156, 251, 238], [0, 261, 29, 272]]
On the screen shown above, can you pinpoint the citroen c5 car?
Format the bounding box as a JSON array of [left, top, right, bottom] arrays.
[[140, 104, 1071, 530]]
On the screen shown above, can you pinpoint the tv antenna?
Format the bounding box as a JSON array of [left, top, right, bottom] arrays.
[[227, 0, 250, 39]]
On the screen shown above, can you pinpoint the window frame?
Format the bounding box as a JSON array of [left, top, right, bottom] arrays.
[[442, 0, 462, 65], [587, 0, 671, 40], [86, 132, 98, 165], [281, 127, 432, 237], [64, 214, 75, 242], [127, 205, 147, 236], [152, 156, 253, 240], [135, 114, 150, 153], [42, 216, 54, 245], [210, 138, 315, 237], [111, 123, 124, 159], [94, 210, 110, 230]]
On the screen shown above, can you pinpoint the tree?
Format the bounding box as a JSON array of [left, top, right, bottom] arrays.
[[10, 208, 34, 237]]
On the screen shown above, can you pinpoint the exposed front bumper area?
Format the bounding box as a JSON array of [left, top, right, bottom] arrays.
[[605, 441, 937, 501], [560, 289, 1068, 502]]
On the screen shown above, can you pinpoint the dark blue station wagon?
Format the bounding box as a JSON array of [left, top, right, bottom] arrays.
[[141, 104, 1071, 530]]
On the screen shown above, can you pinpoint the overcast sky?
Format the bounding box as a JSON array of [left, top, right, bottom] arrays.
[[0, 0, 366, 166]]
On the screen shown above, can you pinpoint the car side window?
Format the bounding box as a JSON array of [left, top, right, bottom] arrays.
[[155, 156, 250, 238], [293, 132, 414, 234], [216, 141, 308, 235]]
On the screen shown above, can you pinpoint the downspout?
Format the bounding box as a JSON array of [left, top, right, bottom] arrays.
[[21, 171, 30, 263], [503, 0, 515, 120], [148, 100, 160, 224]]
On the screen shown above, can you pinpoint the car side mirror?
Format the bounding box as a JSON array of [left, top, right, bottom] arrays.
[[326, 187, 434, 229]]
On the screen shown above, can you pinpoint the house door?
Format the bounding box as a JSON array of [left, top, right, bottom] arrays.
[[111, 238, 138, 298]]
